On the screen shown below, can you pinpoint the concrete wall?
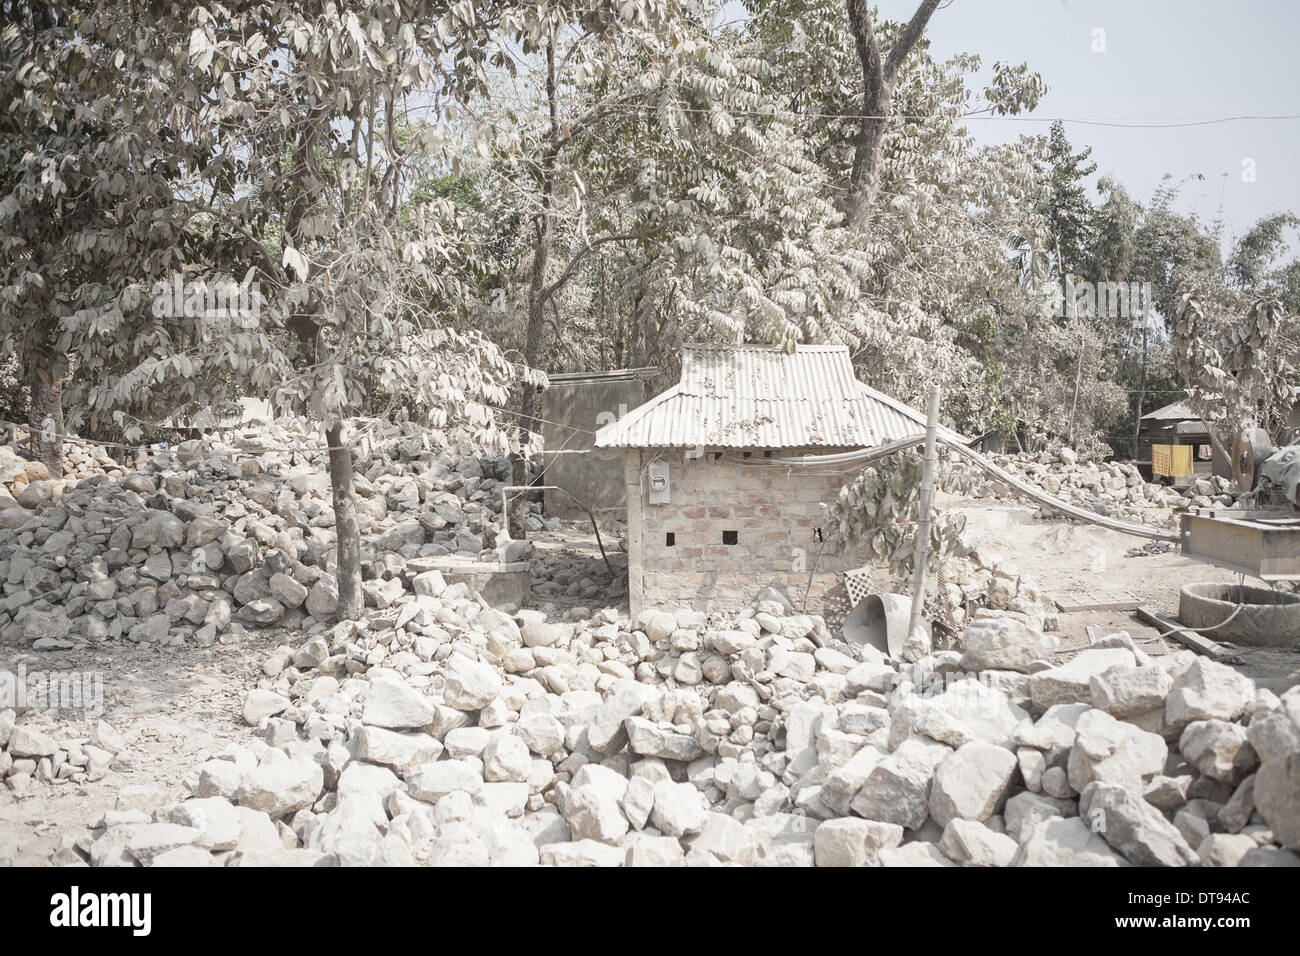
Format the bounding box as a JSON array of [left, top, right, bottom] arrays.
[[542, 378, 648, 518], [622, 447, 869, 617]]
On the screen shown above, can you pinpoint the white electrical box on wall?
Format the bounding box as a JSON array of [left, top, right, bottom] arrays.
[[647, 461, 670, 504]]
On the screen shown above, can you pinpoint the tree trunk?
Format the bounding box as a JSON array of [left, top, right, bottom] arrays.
[[1067, 326, 1084, 447], [844, 0, 941, 231], [509, 31, 558, 538], [844, 0, 888, 231], [27, 350, 64, 478], [326, 422, 363, 620]]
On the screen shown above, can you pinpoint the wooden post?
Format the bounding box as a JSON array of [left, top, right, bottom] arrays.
[[908, 385, 941, 641]]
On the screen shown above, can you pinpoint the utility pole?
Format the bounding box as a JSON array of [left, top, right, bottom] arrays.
[[908, 384, 941, 644]]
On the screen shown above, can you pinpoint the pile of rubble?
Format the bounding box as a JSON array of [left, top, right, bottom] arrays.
[[52, 590, 1299, 866], [0, 415, 575, 651], [0, 710, 129, 794], [0, 438, 125, 510], [977, 448, 1238, 526]]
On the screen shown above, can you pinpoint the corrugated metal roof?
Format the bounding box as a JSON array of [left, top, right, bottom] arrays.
[[594, 343, 966, 449], [1141, 399, 1196, 421]]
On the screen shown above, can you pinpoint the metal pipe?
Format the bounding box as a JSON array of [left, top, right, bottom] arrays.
[[775, 434, 1180, 544], [940, 440, 1180, 543], [908, 385, 941, 642]]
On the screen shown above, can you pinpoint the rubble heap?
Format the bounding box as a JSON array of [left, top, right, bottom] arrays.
[[0, 711, 129, 792], [56, 592, 1300, 867], [0, 416, 593, 651], [0, 439, 124, 510], [976, 448, 1239, 526]]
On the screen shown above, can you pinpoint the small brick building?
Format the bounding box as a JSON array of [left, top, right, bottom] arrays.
[[595, 344, 953, 617]]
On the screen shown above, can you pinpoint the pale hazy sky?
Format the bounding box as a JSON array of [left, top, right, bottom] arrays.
[[876, 0, 1300, 255]]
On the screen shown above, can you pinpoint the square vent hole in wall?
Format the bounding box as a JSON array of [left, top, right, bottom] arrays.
[[666, 532, 675, 547], [722, 530, 738, 545]]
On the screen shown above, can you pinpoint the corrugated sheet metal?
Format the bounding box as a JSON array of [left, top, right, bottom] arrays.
[[594, 344, 965, 449], [1141, 400, 1196, 421]]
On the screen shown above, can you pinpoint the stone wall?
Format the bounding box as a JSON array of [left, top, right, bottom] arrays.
[[622, 447, 868, 616]]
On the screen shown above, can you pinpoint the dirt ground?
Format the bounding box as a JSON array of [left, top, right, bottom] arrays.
[[0, 629, 287, 866], [951, 499, 1300, 692], [2, 499, 1296, 866]]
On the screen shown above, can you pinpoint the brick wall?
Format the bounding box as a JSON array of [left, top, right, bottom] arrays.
[[622, 447, 869, 616]]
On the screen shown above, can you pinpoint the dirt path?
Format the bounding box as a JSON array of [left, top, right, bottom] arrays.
[[951, 500, 1300, 691], [0, 629, 287, 865]]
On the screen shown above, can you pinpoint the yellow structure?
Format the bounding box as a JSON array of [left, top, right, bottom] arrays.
[[1152, 443, 1194, 479]]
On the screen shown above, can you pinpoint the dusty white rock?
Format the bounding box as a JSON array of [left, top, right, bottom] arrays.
[[1067, 708, 1166, 792], [514, 714, 565, 757], [518, 610, 563, 648], [269, 572, 308, 608], [959, 616, 1057, 673], [1089, 664, 1172, 719], [939, 819, 1018, 867], [1003, 791, 1076, 843], [1179, 720, 1258, 784], [411, 570, 447, 597], [621, 776, 655, 831], [125, 823, 202, 865], [887, 694, 975, 750], [626, 835, 685, 866], [929, 741, 1018, 827], [850, 735, 951, 829], [690, 813, 758, 865], [354, 727, 443, 771], [1255, 754, 1300, 850], [363, 678, 435, 730], [563, 783, 629, 845], [405, 759, 484, 802], [310, 798, 384, 865], [442, 656, 502, 711], [483, 735, 532, 783], [820, 746, 887, 815], [7, 725, 59, 758], [539, 839, 624, 867], [306, 580, 339, 618], [625, 716, 704, 761], [336, 762, 405, 822], [650, 780, 707, 837], [877, 842, 956, 867], [168, 797, 244, 851], [1165, 658, 1256, 733], [1198, 833, 1258, 867], [196, 760, 243, 800], [587, 681, 656, 755], [1247, 709, 1300, 764], [1079, 781, 1198, 867], [813, 818, 903, 867], [242, 688, 291, 726], [1029, 649, 1135, 710], [237, 750, 324, 818], [1012, 816, 1129, 867]]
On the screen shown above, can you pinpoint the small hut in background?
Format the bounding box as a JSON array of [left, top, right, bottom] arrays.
[[1137, 400, 1226, 481]]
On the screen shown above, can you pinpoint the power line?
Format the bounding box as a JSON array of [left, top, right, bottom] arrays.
[[431, 93, 1300, 127]]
